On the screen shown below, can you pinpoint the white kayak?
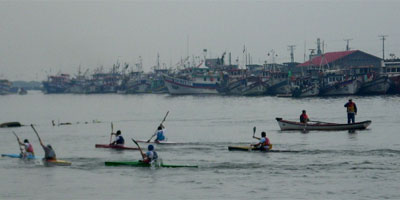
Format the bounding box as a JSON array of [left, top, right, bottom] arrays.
[[276, 117, 372, 131]]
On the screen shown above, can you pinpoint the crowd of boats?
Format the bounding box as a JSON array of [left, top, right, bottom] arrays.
[[36, 57, 400, 97]]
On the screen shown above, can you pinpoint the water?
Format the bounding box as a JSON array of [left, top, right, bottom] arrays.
[[1, 91, 400, 199]]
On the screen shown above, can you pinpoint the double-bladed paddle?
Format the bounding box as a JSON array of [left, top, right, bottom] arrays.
[[147, 111, 169, 143]]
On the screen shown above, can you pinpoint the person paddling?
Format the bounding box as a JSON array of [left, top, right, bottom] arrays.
[[141, 144, 159, 164], [252, 131, 272, 151], [18, 139, 35, 157], [31, 124, 56, 160], [154, 124, 166, 143], [300, 110, 310, 123], [110, 130, 125, 146], [344, 99, 357, 124]]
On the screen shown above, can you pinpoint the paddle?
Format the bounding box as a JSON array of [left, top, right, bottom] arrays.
[[31, 124, 45, 147], [12, 131, 24, 156], [147, 111, 169, 143], [132, 138, 145, 160], [109, 122, 114, 144]]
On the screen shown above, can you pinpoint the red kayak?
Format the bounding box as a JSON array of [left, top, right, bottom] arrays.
[[95, 144, 139, 150]]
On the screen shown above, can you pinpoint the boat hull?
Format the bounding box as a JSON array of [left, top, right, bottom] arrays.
[[276, 118, 371, 131], [228, 146, 299, 152], [164, 75, 218, 95], [43, 159, 72, 166], [1, 154, 36, 159], [95, 144, 139, 150], [105, 161, 198, 168]]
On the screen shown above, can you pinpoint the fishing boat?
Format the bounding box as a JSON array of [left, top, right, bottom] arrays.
[[275, 117, 371, 131], [43, 159, 72, 166], [1, 153, 36, 159], [228, 146, 299, 153], [105, 160, 198, 168], [95, 144, 139, 150]]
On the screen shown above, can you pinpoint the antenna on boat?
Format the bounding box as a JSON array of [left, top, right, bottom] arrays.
[[344, 38, 353, 51], [379, 35, 388, 60], [288, 45, 296, 63]]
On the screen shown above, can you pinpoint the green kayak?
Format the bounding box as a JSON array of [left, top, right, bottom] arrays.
[[105, 161, 198, 168]]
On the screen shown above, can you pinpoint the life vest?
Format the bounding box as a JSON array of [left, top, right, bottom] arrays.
[[262, 137, 270, 146], [346, 102, 356, 113], [300, 113, 309, 123], [116, 136, 125, 145], [25, 143, 34, 153]]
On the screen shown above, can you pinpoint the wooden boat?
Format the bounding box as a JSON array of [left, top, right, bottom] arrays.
[[228, 146, 299, 153], [43, 159, 72, 166], [1, 153, 36, 159], [0, 122, 22, 128], [105, 160, 198, 168], [95, 144, 139, 150], [275, 117, 371, 131]]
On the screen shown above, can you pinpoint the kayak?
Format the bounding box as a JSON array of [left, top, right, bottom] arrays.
[[134, 140, 181, 145], [95, 144, 139, 150], [1, 153, 36, 159], [275, 117, 372, 131], [105, 161, 198, 168], [228, 146, 300, 153], [43, 159, 72, 166]]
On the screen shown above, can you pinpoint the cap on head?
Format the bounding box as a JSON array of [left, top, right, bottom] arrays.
[[261, 131, 266, 137], [349, 99, 352, 101], [148, 144, 154, 151], [158, 126, 162, 130], [116, 130, 121, 135], [302, 110, 306, 113], [24, 139, 29, 143], [47, 144, 52, 149]]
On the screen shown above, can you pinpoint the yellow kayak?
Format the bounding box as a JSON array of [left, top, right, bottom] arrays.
[[43, 159, 72, 166]]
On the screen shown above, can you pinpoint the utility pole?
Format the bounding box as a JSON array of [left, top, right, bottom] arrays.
[[288, 45, 296, 63], [379, 35, 388, 60], [344, 39, 352, 51]]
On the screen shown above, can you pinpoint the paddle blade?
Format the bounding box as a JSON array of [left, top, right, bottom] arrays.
[[253, 126, 256, 136]]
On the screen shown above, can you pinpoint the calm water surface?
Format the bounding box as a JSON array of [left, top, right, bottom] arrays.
[[1, 91, 400, 199]]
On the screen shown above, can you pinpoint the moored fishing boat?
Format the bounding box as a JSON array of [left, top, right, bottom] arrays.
[[358, 75, 391, 95], [275, 117, 371, 131], [95, 144, 139, 150], [105, 160, 198, 168]]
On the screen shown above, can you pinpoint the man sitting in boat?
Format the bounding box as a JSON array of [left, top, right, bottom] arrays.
[[110, 130, 125, 146], [252, 132, 272, 151], [154, 125, 166, 142], [141, 144, 158, 164], [344, 99, 357, 124], [18, 139, 35, 158], [300, 110, 310, 123]]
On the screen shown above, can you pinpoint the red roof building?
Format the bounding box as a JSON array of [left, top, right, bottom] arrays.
[[297, 50, 382, 70]]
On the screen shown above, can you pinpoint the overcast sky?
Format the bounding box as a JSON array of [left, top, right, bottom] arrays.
[[1, 0, 399, 81]]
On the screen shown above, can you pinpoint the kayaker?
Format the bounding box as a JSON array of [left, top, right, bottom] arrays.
[[141, 144, 158, 164], [344, 99, 357, 124], [299, 110, 310, 123], [18, 139, 35, 157], [38, 139, 56, 160], [252, 131, 272, 151], [154, 124, 166, 142], [110, 130, 125, 146]]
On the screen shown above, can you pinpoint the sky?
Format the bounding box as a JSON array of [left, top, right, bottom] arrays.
[[0, 0, 399, 81]]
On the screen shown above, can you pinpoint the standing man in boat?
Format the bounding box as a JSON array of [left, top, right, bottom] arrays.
[[252, 131, 272, 151], [344, 99, 357, 124], [18, 139, 35, 158], [300, 110, 310, 123], [154, 124, 166, 143], [141, 144, 158, 164], [110, 130, 125, 146]]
